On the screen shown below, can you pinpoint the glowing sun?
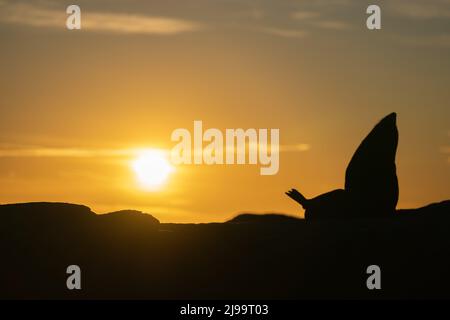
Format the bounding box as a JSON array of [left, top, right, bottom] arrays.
[[132, 150, 174, 190]]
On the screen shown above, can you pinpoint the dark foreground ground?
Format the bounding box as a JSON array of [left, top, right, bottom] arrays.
[[1, 201, 449, 299]]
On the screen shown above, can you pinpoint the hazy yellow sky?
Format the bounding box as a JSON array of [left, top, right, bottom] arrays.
[[0, 0, 449, 222]]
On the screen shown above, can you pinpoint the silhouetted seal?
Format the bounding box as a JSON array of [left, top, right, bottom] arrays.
[[286, 112, 399, 219]]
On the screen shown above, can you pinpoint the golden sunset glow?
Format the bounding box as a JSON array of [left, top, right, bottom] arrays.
[[132, 150, 174, 190]]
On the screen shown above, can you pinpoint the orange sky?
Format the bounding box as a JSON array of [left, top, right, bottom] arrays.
[[0, 0, 449, 222]]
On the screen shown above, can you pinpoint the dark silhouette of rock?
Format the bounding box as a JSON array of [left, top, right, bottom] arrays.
[[99, 210, 160, 235], [0, 202, 159, 238], [286, 112, 399, 219], [1, 200, 450, 299], [0, 202, 95, 228], [345, 112, 399, 216], [397, 200, 450, 217], [101, 210, 159, 224], [0, 202, 94, 218], [227, 213, 301, 224]]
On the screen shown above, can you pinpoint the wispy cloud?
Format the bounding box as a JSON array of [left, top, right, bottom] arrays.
[[389, 1, 450, 19], [234, 8, 265, 20], [0, 143, 310, 158], [261, 27, 308, 39], [311, 20, 350, 30], [290, 10, 350, 30], [385, 1, 450, 48], [291, 11, 321, 21], [279, 144, 311, 152], [0, 2, 201, 35], [0, 146, 139, 158]]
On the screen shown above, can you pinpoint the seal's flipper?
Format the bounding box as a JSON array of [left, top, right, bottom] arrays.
[[345, 112, 399, 216], [285, 189, 309, 209]]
